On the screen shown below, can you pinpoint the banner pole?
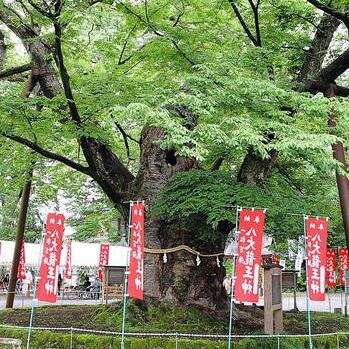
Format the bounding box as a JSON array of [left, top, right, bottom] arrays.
[[328, 288, 332, 313], [121, 201, 133, 349], [303, 215, 313, 349], [26, 221, 45, 349], [227, 205, 240, 349]]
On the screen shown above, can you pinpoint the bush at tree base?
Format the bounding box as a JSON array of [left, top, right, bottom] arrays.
[[0, 328, 349, 349]]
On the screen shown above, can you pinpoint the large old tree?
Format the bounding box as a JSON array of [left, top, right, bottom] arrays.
[[0, 0, 349, 310]]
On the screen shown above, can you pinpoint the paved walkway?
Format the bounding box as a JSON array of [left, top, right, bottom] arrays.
[[254, 292, 347, 313], [0, 292, 346, 312], [0, 292, 107, 308]]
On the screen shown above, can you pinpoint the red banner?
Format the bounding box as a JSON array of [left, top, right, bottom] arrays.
[[37, 213, 65, 303], [339, 248, 348, 286], [128, 202, 145, 300], [326, 249, 337, 287], [17, 242, 26, 280], [234, 208, 265, 303], [99, 244, 110, 267], [306, 217, 328, 301], [64, 240, 72, 280]]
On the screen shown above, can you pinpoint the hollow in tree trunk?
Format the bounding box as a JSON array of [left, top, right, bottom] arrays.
[[134, 126, 226, 310]]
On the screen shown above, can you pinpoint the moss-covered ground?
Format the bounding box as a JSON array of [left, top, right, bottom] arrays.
[[0, 303, 349, 334], [0, 304, 349, 348]]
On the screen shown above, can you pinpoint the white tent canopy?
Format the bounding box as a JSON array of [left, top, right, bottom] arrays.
[[0, 240, 128, 267]]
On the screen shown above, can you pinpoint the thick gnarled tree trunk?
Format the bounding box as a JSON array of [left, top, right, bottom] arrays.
[[135, 126, 226, 310]]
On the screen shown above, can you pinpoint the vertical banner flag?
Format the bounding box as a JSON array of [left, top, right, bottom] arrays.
[[326, 249, 337, 287], [235, 209, 265, 303], [339, 248, 348, 286], [64, 240, 72, 280], [18, 241, 26, 280], [99, 244, 110, 267], [128, 202, 145, 300], [37, 213, 65, 303], [305, 216, 328, 301]]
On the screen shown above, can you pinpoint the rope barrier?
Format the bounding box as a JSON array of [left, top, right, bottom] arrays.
[[144, 245, 224, 257], [0, 324, 348, 340]]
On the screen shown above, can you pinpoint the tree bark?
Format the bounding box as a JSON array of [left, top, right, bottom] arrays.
[[237, 148, 278, 187], [6, 173, 32, 308], [325, 86, 349, 250], [0, 30, 5, 68], [298, 15, 340, 83], [135, 126, 226, 309]]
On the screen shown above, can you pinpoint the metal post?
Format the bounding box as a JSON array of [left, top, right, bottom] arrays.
[[344, 280, 348, 316], [175, 333, 178, 349], [277, 335, 280, 349], [293, 273, 298, 311], [26, 222, 45, 349], [121, 201, 133, 349], [303, 215, 313, 349], [227, 206, 240, 349], [70, 327, 73, 349], [337, 332, 340, 349], [328, 289, 332, 313]]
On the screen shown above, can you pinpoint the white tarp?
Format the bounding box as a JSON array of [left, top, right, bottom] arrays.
[[0, 240, 128, 267]]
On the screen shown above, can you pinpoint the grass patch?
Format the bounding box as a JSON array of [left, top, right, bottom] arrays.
[[0, 328, 349, 348], [0, 304, 349, 348]]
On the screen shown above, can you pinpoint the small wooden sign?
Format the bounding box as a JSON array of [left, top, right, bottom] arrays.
[[102, 266, 125, 304], [272, 274, 281, 305], [105, 266, 125, 286], [282, 271, 297, 289], [263, 264, 283, 335]]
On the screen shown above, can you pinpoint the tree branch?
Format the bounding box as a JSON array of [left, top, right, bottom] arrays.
[[228, 0, 258, 46], [114, 121, 137, 163], [297, 14, 340, 83], [248, 0, 262, 46], [317, 47, 349, 82], [276, 164, 304, 195], [170, 39, 196, 65], [0, 63, 32, 79], [53, 20, 97, 169], [306, 0, 349, 29], [115, 122, 139, 144], [0, 132, 91, 176], [27, 0, 54, 19], [211, 157, 224, 171], [0, 30, 6, 69], [172, 12, 184, 27], [118, 25, 139, 65], [304, 80, 349, 97], [0, 5, 38, 40], [119, 2, 196, 65]]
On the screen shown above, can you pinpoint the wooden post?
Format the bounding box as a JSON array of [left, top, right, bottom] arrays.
[[6, 174, 32, 309], [263, 264, 283, 335]]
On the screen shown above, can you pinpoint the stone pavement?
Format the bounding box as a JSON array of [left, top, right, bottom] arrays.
[[0, 292, 346, 313]]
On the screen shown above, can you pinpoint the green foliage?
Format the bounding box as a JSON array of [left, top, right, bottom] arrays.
[[153, 169, 345, 244], [0, 0, 348, 248]]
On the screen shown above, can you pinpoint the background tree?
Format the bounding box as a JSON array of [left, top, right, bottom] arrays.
[[0, 0, 348, 310]]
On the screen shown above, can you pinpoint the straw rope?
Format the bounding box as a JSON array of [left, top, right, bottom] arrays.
[[144, 245, 224, 257]]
